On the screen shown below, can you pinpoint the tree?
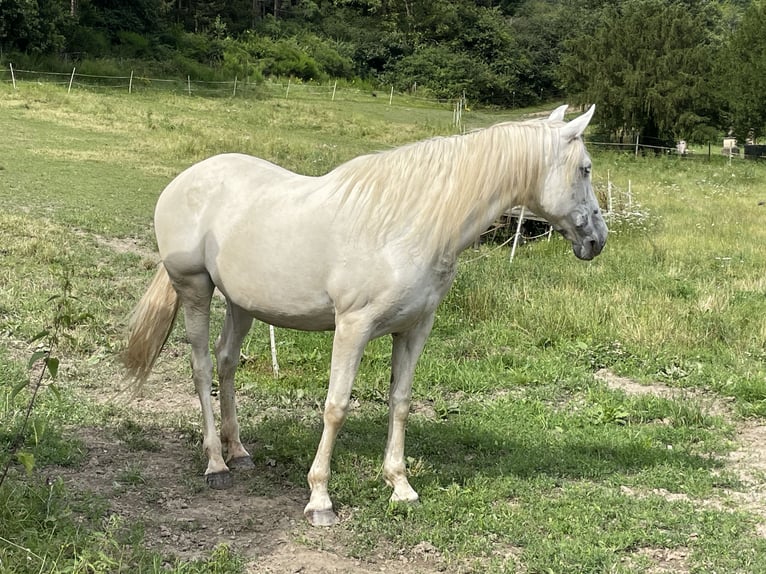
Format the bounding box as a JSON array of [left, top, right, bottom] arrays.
[[559, 0, 724, 144], [0, 0, 69, 54], [721, 0, 766, 141]]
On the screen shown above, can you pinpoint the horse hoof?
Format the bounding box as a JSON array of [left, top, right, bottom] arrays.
[[205, 471, 233, 489], [304, 508, 339, 527], [228, 456, 255, 471]]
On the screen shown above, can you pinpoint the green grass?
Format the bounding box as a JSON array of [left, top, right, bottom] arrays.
[[2, 82, 766, 572]]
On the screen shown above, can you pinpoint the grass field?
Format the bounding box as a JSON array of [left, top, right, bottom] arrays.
[[2, 82, 766, 573]]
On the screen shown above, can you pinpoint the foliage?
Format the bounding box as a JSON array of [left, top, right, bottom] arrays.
[[720, 0, 766, 141], [560, 0, 725, 144], [0, 271, 91, 488], [1, 0, 764, 134], [221, 31, 354, 81], [0, 0, 69, 54]]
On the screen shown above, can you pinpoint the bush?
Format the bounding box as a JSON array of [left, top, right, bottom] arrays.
[[383, 44, 511, 102], [225, 33, 326, 81], [300, 34, 355, 79], [116, 31, 151, 59], [66, 26, 109, 56]]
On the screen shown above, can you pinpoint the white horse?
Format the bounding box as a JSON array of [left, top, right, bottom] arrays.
[[122, 105, 606, 526]]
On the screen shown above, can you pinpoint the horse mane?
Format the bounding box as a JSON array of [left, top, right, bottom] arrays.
[[330, 120, 573, 257]]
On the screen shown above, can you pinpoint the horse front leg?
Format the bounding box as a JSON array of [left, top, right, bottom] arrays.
[[383, 314, 435, 504], [216, 302, 255, 470], [304, 314, 370, 527]]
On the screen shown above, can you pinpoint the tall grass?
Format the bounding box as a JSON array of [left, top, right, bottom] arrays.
[[2, 83, 766, 572]]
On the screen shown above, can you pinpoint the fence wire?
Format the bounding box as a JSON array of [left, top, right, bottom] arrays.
[[0, 65, 460, 110]]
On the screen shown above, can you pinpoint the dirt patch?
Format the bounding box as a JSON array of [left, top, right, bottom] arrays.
[[598, 368, 766, 538], [72, 228, 158, 263], [595, 368, 681, 399], [594, 368, 733, 417], [727, 422, 766, 486], [48, 421, 450, 574], [250, 540, 447, 574], [49, 426, 303, 559], [631, 547, 691, 574], [722, 422, 766, 535]]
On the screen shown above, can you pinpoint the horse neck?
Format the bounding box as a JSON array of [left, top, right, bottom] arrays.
[[333, 122, 549, 263], [438, 124, 548, 259]]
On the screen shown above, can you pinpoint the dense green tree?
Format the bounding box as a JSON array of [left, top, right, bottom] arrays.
[[0, 0, 69, 54], [560, 0, 724, 143], [721, 0, 766, 141]]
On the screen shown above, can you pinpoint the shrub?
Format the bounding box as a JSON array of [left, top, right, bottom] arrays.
[[383, 44, 509, 102], [66, 26, 109, 56], [116, 31, 151, 59], [227, 33, 325, 81], [300, 34, 355, 79]]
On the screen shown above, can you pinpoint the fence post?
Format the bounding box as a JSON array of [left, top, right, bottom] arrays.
[[510, 207, 526, 263], [286, 78, 291, 98], [233, 75, 237, 97], [129, 70, 134, 94], [67, 67, 76, 94], [269, 325, 279, 378], [635, 134, 640, 158], [187, 75, 191, 96], [9, 63, 16, 89], [331, 80, 337, 101], [607, 170, 613, 214], [389, 85, 393, 106]]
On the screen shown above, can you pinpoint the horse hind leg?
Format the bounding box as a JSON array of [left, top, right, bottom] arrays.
[[215, 301, 254, 471], [176, 272, 231, 488]]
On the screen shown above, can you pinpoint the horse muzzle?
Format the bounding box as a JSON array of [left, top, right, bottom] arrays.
[[572, 224, 607, 260]]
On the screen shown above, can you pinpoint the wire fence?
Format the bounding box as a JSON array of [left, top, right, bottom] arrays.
[[4, 64, 761, 161], [0, 63, 461, 110], [586, 138, 765, 162]]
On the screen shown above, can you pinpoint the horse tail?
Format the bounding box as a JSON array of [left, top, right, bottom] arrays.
[[121, 263, 180, 389]]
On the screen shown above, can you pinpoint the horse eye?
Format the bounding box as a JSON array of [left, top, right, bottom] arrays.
[[581, 165, 591, 177]]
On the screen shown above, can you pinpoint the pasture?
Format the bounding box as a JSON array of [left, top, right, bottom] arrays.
[[1, 83, 766, 573]]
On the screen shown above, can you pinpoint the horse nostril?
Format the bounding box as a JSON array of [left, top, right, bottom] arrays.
[[590, 238, 603, 256]]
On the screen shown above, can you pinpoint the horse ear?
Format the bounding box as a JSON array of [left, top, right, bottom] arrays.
[[547, 105, 568, 122], [561, 105, 595, 141]]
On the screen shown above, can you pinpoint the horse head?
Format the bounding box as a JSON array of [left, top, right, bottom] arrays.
[[534, 105, 607, 261]]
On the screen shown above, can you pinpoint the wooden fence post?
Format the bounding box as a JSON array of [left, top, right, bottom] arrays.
[[67, 67, 76, 93], [607, 170, 613, 214], [510, 207, 526, 263], [9, 63, 16, 89], [269, 325, 279, 378]]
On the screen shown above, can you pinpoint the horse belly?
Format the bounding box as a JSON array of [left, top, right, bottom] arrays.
[[224, 280, 336, 331], [211, 231, 338, 331]]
